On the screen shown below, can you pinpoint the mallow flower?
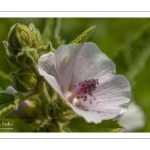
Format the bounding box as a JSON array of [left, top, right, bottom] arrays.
[[38, 42, 131, 123], [116, 101, 145, 131]]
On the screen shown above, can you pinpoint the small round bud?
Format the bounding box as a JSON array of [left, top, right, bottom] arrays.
[[47, 99, 65, 119], [10, 68, 37, 93]]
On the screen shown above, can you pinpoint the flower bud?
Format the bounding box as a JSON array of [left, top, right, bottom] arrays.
[[47, 99, 65, 119], [10, 68, 37, 93], [16, 47, 38, 67], [4, 41, 20, 69], [7, 23, 33, 53], [37, 42, 54, 56], [29, 23, 41, 49], [5, 52, 19, 69], [3, 41, 15, 56], [37, 45, 47, 56]]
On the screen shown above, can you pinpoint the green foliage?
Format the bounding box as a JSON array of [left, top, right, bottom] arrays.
[[114, 22, 150, 83], [42, 18, 65, 49], [0, 70, 10, 91], [0, 93, 19, 118], [70, 25, 96, 44], [10, 68, 37, 93], [1, 18, 150, 132], [47, 98, 65, 119], [62, 117, 124, 132]]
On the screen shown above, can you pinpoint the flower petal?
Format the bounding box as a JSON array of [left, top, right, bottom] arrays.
[[38, 52, 55, 76], [72, 75, 130, 121], [5, 86, 16, 94], [72, 42, 116, 84], [54, 44, 83, 93], [38, 52, 66, 100], [13, 100, 33, 115], [93, 75, 131, 111], [116, 101, 145, 131], [38, 70, 66, 100], [68, 102, 121, 123]]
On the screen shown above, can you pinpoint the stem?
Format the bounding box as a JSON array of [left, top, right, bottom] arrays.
[[17, 90, 38, 102], [53, 119, 63, 132], [38, 82, 52, 117], [40, 82, 51, 104]]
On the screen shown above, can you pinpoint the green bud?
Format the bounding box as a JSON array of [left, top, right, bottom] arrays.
[[47, 99, 65, 119], [34, 76, 44, 93], [16, 47, 38, 67], [7, 23, 33, 53], [10, 68, 37, 93], [3, 41, 15, 56], [5, 53, 19, 69], [29, 23, 41, 49], [4, 42, 20, 69], [38, 42, 54, 56], [37, 45, 47, 56]]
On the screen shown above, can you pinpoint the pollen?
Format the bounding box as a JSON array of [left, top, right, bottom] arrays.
[[74, 79, 99, 101]]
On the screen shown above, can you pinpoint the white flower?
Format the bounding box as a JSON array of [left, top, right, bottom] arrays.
[[38, 42, 131, 123], [116, 101, 145, 131]]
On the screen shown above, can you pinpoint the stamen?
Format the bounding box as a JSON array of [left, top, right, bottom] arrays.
[[74, 78, 99, 102]]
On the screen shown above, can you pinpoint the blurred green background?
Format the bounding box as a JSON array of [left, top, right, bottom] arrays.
[[0, 18, 150, 132]]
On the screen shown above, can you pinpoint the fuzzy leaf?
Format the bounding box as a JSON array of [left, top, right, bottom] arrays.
[[0, 70, 10, 91], [62, 117, 124, 132], [42, 18, 65, 49], [70, 25, 96, 44], [0, 92, 19, 118]]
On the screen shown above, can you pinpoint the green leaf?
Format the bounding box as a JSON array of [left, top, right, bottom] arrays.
[[70, 25, 96, 44], [62, 117, 124, 132], [0, 92, 19, 118], [42, 18, 65, 49], [0, 70, 10, 91]]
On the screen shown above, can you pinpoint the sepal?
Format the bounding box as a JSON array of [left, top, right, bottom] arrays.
[[16, 47, 38, 67], [10, 68, 37, 93], [47, 98, 65, 119]]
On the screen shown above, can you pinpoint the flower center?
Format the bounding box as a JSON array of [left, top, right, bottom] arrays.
[[73, 79, 99, 101]]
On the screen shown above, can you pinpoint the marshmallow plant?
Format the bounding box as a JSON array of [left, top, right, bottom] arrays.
[[0, 20, 143, 132]]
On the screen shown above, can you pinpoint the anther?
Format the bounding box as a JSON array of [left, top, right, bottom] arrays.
[[74, 78, 99, 102]]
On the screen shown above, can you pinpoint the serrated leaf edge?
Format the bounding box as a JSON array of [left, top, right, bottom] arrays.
[[0, 95, 19, 118]]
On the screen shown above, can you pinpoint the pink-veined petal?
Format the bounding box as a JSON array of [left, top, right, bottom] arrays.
[[72, 42, 116, 84]]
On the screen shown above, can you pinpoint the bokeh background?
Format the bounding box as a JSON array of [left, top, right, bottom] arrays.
[[0, 18, 150, 132]]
